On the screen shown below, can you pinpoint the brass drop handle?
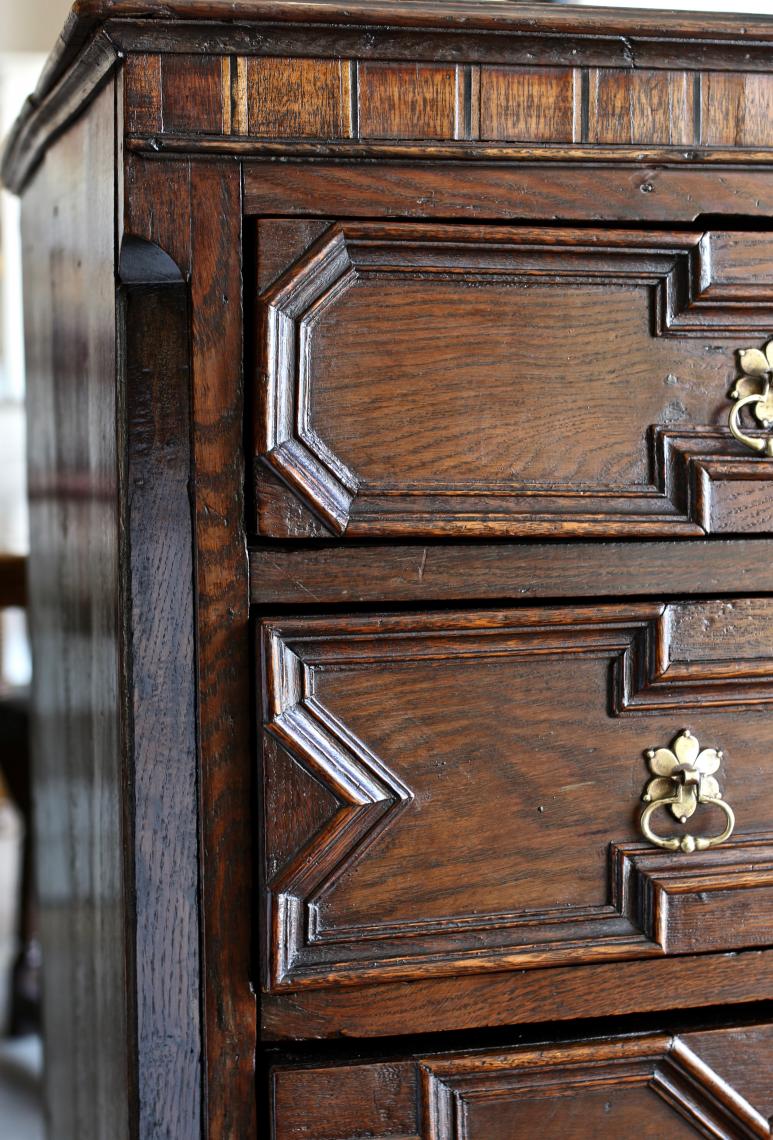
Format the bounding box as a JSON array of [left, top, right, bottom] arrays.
[[640, 730, 735, 854], [728, 339, 773, 457]]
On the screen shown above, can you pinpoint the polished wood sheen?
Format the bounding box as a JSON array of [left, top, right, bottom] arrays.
[[5, 2, 773, 1137], [259, 601, 773, 993], [123, 53, 773, 155], [272, 1025, 773, 1139], [21, 80, 130, 1140], [253, 221, 773, 537]]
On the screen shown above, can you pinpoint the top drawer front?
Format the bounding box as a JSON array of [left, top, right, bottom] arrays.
[[253, 223, 773, 537]]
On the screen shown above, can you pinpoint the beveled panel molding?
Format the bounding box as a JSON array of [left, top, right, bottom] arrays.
[[612, 838, 773, 954], [259, 603, 773, 990], [254, 222, 773, 537], [420, 1035, 770, 1140]]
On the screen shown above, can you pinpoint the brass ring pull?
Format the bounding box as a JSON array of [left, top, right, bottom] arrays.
[[641, 792, 735, 854], [728, 340, 773, 457], [639, 730, 735, 854]]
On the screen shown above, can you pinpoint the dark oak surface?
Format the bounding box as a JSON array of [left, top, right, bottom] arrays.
[[259, 601, 773, 998], [118, 235, 202, 1138], [124, 155, 256, 1140], [253, 220, 773, 537], [6, 2, 773, 194], [249, 539, 773, 606], [272, 1023, 773, 1139], [262, 950, 773, 1041], [6, 3, 773, 1137], [244, 160, 773, 223], [21, 80, 130, 1140]]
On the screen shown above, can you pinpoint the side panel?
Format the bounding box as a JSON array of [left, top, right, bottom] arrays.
[[21, 79, 130, 1140]]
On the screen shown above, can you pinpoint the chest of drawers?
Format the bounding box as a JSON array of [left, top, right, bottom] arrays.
[[4, 2, 773, 1136]]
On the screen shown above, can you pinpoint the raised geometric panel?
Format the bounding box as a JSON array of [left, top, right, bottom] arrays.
[[420, 1036, 771, 1140], [272, 1029, 773, 1139], [254, 222, 773, 537], [259, 603, 773, 990], [616, 597, 773, 713]]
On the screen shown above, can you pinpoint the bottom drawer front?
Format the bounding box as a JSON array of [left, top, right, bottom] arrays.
[[260, 599, 773, 993], [272, 1024, 773, 1140]]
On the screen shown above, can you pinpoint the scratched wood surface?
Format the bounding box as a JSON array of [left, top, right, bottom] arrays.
[[7, 4, 773, 1138]]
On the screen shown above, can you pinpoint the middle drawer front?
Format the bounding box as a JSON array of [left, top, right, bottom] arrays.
[[253, 222, 773, 539], [259, 598, 773, 995]]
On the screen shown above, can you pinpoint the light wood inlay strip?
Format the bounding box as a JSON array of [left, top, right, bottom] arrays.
[[230, 56, 249, 135]]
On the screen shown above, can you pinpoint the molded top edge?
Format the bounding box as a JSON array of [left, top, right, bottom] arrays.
[[5, 0, 773, 195], [65, 0, 773, 38]]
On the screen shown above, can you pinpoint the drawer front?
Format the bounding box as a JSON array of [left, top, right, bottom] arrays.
[[259, 598, 773, 993], [253, 223, 773, 538], [271, 1023, 773, 1140]]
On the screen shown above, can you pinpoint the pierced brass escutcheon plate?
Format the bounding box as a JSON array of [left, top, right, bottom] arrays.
[[728, 339, 773, 457], [640, 729, 735, 853]]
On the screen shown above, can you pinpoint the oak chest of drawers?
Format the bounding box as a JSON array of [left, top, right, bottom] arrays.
[[4, 2, 773, 1136]]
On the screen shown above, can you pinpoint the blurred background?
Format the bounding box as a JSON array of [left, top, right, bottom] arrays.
[[1, 9, 72, 1138], [1, 0, 773, 1137]]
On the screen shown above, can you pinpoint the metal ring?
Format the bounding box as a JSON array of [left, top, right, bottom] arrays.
[[640, 794, 735, 853], [728, 392, 773, 457]]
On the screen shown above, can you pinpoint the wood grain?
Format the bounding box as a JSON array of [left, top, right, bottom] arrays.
[[120, 52, 773, 155], [123, 52, 162, 133], [681, 1024, 773, 1121], [614, 840, 773, 954], [10, 6, 773, 1137], [589, 69, 694, 145], [253, 220, 773, 538], [243, 160, 773, 222], [8, 4, 773, 191], [21, 80, 130, 1140], [272, 1026, 773, 1140], [162, 52, 224, 132], [248, 539, 773, 606], [480, 66, 579, 142], [262, 949, 773, 1040], [125, 154, 256, 1140], [188, 161, 256, 1140], [118, 234, 202, 1140], [259, 602, 773, 991], [357, 62, 458, 139], [420, 1035, 769, 1140], [272, 1060, 419, 1140], [246, 57, 349, 137], [701, 72, 773, 147]]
